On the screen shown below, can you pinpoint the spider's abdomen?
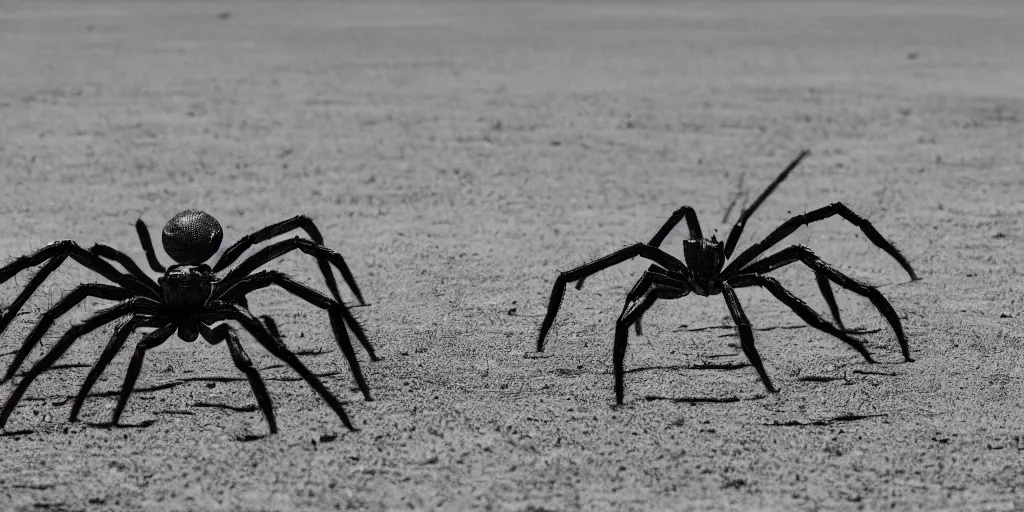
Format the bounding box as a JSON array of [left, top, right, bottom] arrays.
[[162, 210, 223, 265]]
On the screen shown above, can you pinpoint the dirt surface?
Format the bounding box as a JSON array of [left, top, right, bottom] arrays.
[[0, 0, 1022, 510]]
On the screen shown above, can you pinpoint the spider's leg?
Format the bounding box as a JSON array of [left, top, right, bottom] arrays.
[[728, 274, 875, 363], [135, 219, 167, 273], [259, 315, 282, 338], [214, 237, 364, 305], [213, 217, 357, 306], [815, 273, 845, 332], [69, 316, 152, 421], [612, 285, 681, 404], [218, 270, 374, 400], [723, 202, 918, 280], [0, 299, 142, 428], [110, 323, 176, 425], [0, 253, 68, 337], [575, 204, 699, 292], [723, 150, 811, 258], [620, 268, 689, 336], [0, 241, 157, 337], [0, 240, 158, 298], [90, 244, 161, 295], [721, 282, 777, 393], [536, 243, 687, 352], [2, 285, 152, 383], [648, 206, 704, 247], [739, 245, 911, 361], [200, 322, 278, 434], [209, 302, 356, 431]]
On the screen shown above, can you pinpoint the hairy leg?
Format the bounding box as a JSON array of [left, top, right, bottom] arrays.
[[89, 244, 161, 295], [535, 243, 687, 352]]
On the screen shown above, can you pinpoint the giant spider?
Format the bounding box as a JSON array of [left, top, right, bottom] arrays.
[[0, 210, 377, 433], [535, 150, 919, 403]]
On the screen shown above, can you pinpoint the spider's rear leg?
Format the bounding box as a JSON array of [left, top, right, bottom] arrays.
[[728, 274, 875, 363], [721, 282, 777, 393], [536, 243, 686, 352], [742, 245, 912, 361]]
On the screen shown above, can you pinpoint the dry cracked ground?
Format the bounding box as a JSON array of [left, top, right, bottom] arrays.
[[0, 0, 1023, 510]]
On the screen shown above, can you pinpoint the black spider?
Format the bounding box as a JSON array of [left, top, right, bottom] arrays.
[[0, 210, 377, 433], [535, 150, 919, 404]]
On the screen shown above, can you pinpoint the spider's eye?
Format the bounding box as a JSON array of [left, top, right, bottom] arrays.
[[162, 210, 224, 265]]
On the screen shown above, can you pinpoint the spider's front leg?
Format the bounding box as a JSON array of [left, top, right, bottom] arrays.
[[722, 150, 811, 258], [536, 243, 687, 352], [69, 316, 152, 421]]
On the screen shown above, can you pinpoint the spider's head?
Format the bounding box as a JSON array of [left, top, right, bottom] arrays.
[[162, 210, 223, 265], [683, 237, 725, 278]]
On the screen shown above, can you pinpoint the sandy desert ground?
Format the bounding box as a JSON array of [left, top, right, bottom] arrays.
[[0, 0, 1023, 510]]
